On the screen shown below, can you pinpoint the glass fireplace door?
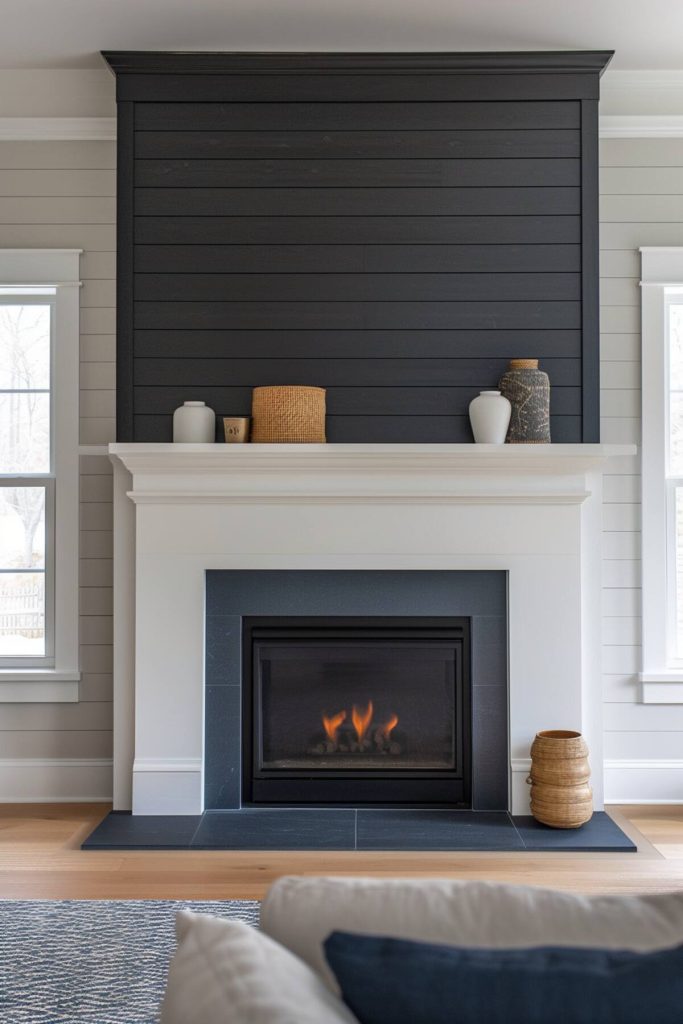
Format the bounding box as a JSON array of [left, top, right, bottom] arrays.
[[243, 618, 470, 806]]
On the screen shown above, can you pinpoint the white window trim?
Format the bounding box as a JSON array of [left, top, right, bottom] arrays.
[[0, 250, 81, 702], [641, 247, 683, 702]]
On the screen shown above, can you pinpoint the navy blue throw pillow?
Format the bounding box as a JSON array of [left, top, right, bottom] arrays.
[[324, 931, 683, 1024]]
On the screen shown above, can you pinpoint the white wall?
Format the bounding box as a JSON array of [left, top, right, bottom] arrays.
[[0, 137, 115, 800], [601, 137, 683, 802]]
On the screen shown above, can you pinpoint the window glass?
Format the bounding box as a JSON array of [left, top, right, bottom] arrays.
[[0, 301, 51, 660]]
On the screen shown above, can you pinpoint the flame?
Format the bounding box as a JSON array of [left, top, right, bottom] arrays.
[[379, 713, 399, 739], [351, 700, 374, 744], [322, 709, 346, 744]]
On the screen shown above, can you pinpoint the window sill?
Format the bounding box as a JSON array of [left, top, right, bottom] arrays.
[[0, 670, 80, 703], [640, 672, 683, 704]]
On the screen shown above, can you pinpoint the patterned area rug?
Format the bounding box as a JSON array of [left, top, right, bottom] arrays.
[[0, 899, 260, 1024]]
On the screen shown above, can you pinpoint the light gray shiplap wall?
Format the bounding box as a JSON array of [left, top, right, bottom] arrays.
[[0, 135, 678, 800], [600, 138, 683, 792], [0, 140, 115, 780]]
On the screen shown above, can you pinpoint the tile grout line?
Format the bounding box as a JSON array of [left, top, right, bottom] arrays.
[[188, 813, 205, 849], [507, 811, 528, 850]]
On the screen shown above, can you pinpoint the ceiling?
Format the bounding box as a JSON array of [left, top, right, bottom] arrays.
[[1, 0, 682, 70]]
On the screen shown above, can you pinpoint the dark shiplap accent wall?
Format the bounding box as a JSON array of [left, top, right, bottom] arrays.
[[104, 51, 612, 443]]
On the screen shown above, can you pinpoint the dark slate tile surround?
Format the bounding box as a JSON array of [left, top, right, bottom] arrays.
[[204, 570, 508, 811], [82, 570, 636, 852]]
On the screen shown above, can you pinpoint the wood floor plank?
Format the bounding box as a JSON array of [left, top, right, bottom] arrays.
[[0, 804, 682, 900]]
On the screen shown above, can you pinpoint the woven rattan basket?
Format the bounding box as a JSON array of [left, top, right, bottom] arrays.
[[251, 385, 326, 443], [527, 730, 593, 829]]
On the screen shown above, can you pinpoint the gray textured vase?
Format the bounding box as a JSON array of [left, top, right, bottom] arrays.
[[498, 358, 551, 443]]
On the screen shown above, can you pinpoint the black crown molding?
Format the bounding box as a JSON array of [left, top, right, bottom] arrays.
[[102, 49, 614, 77]]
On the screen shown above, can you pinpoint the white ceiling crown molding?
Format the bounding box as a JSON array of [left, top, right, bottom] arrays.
[[600, 115, 683, 138], [0, 117, 115, 141]]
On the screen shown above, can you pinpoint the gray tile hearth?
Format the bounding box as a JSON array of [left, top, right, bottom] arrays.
[[82, 810, 636, 853]]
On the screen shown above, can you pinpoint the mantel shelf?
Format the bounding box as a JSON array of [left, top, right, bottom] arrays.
[[109, 443, 636, 507], [110, 442, 635, 476]]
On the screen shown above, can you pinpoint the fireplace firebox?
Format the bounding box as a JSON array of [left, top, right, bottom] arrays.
[[242, 617, 471, 805]]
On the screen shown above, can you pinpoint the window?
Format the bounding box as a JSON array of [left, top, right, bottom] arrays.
[[641, 248, 683, 702], [0, 251, 81, 702], [0, 292, 54, 664]]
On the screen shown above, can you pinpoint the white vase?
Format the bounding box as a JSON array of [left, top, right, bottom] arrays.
[[468, 390, 512, 444], [172, 401, 215, 443]]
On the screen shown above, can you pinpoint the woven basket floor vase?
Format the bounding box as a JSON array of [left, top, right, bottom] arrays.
[[528, 730, 593, 828], [498, 358, 551, 443], [251, 386, 326, 443]]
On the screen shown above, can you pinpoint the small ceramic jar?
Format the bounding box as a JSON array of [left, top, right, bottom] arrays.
[[172, 401, 215, 443], [468, 390, 512, 444]]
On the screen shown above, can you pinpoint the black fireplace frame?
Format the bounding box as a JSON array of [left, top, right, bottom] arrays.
[[242, 616, 471, 806]]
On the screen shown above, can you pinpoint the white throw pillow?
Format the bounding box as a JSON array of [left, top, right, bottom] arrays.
[[261, 876, 683, 991], [160, 911, 358, 1024]]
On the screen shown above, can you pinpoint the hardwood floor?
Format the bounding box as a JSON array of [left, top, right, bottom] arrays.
[[1, 803, 683, 900]]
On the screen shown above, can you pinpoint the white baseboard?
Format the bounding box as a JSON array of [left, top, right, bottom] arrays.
[[0, 758, 112, 802], [604, 759, 683, 804]]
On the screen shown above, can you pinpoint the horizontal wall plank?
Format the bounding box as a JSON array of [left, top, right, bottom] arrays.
[[134, 300, 581, 332], [0, 223, 116, 250], [136, 215, 581, 247], [79, 417, 116, 445], [80, 362, 116, 390], [79, 673, 113, 702], [599, 137, 683, 166], [135, 100, 581, 132], [81, 336, 116, 363], [135, 186, 580, 218], [601, 391, 639, 417], [135, 329, 581, 360], [603, 475, 641, 503], [79, 589, 113, 616], [600, 307, 639, 334], [603, 617, 642, 646], [604, 732, 683, 760], [0, 169, 115, 197], [602, 589, 642, 617], [134, 384, 582, 417], [602, 674, 639, 704], [0, 731, 112, 758], [133, 412, 581, 444], [135, 243, 582, 275], [0, 140, 115, 170], [601, 194, 683, 222], [0, 196, 115, 224], [602, 503, 641, 532], [600, 278, 639, 306], [0, 701, 112, 731], [134, 356, 582, 388], [80, 252, 116, 279], [604, 704, 683, 731], [137, 128, 581, 161], [599, 251, 640, 278], [600, 222, 683, 250], [601, 166, 683, 195], [79, 644, 113, 674], [600, 334, 640, 361], [602, 559, 641, 590], [134, 272, 581, 304], [135, 157, 581, 189]]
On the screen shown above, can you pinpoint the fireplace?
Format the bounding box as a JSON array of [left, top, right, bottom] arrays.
[[243, 617, 471, 805]]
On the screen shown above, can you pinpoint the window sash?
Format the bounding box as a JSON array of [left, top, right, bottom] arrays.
[[0, 293, 55, 667]]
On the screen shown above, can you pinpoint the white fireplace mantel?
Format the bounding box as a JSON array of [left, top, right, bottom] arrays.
[[111, 442, 630, 503], [109, 442, 636, 816]]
